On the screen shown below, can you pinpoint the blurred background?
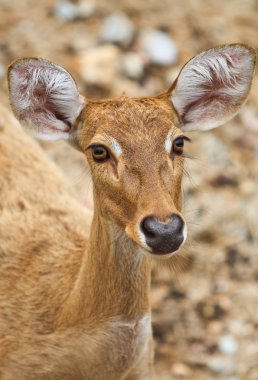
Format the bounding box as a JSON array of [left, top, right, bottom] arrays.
[[0, 0, 258, 379]]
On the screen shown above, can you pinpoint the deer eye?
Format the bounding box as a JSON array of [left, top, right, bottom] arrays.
[[172, 137, 185, 155], [90, 145, 110, 162]]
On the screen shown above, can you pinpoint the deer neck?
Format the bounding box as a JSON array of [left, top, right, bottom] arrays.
[[58, 205, 151, 327]]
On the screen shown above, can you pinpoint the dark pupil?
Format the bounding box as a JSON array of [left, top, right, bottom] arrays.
[[175, 138, 184, 147], [94, 147, 105, 156]]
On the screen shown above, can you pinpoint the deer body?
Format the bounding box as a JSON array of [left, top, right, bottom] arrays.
[[0, 104, 153, 379], [1, 44, 256, 379]]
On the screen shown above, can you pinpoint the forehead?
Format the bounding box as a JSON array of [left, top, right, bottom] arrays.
[[83, 96, 180, 148]]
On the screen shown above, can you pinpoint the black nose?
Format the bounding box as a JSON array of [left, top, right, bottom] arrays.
[[140, 214, 185, 254]]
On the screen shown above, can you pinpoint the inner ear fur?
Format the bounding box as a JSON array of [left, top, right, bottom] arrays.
[[8, 57, 85, 141], [169, 43, 257, 131]]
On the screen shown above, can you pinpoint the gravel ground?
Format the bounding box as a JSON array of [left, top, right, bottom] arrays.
[[1, 0, 258, 379]]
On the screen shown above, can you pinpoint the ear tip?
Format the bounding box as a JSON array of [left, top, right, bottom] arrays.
[[234, 44, 257, 75], [7, 57, 39, 84], [8, 57, 58, 76], [243, 44, 258, 68], [233, 43, 256, 57], [8, 57, 36, 69], [219, 43, 257, 66]]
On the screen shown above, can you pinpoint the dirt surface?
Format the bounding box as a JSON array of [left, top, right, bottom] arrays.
[[1, 1, 258, 379]]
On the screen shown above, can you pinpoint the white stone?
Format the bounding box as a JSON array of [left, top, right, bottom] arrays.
[[120, 53, 144, 80], [0, 63, 5, 78], [53, 0, 95, 21], [219, 335, 239, 356], [53, 1, 78, 21], [139, 30, 179, 66], [100, 14, 135, 46], [207, 357, 235, 374]]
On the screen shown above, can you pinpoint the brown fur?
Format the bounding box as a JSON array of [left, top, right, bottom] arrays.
[[0, 92, 183, 380], [1, 44, 256, 380]]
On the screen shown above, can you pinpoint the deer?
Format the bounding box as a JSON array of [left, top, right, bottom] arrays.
[[0, 43, 256, 380]]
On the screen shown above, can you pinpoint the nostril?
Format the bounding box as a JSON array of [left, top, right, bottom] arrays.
[[171, 214, 184, 234], [140, 216, 157, 238]]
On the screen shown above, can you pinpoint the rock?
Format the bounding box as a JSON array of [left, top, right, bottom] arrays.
[[77, 45, 120, 88], [219, 335, 238, 355], [214, 280, 230, 293], [69, 33, 96, 52], [207, 357, 235, 374], [120, 52, 144, 80], [0, 63, 5, 78], [228, 320, 253, 337], [100, 14, 135, 46], [197, 294, 232, 320], [240, 179, 256, 195], [138, 30, 179, 66], [209, 173, 238, 188], [53, 0, 95, 21], [171, 362, 191, 376], [53, 1, 79, 21], [76, 1, 95, 19]]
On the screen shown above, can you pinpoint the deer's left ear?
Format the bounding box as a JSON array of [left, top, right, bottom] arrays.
[[169, 44, 257, 131]]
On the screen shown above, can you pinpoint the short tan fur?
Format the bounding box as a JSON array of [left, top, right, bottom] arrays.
[[0, 44, 256, 379]]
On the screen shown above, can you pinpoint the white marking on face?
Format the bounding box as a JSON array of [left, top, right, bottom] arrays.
[[136, 225, 150, 251], [89, 133, 122, 157], [182, 222, 187, 245], [165, 130, 173, 154], [110, 137, 122, 157]]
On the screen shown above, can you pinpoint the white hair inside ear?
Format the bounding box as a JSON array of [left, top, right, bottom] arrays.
[[8, 58, 85, 141], [170, 44, 256, 131]]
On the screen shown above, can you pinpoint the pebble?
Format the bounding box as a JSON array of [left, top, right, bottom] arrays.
[[171, 362, 191, 376], [139, 30, 179, 66], [100, 14, 135, 46], [219, 335, 238, 355], [228, 320, 253, 336], [214, 280, 230, 293], [0, 63, 5, 78], [53, 1, 79, 21], [70, 33, 96, 52], [76, 2, 95, 19], [207, 357, 235, 374], [120, 52, 144, 80], [77, 45, 120, 87], [53, 0, 95, 21]]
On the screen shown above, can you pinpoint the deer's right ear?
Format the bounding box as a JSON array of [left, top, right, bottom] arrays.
[[8, 58, 85, 141]]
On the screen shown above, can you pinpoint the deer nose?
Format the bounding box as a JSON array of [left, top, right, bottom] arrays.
[[140, 214, 185, 254]]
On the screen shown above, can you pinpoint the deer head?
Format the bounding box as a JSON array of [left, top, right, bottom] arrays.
[[8, 44, 256, 257]]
